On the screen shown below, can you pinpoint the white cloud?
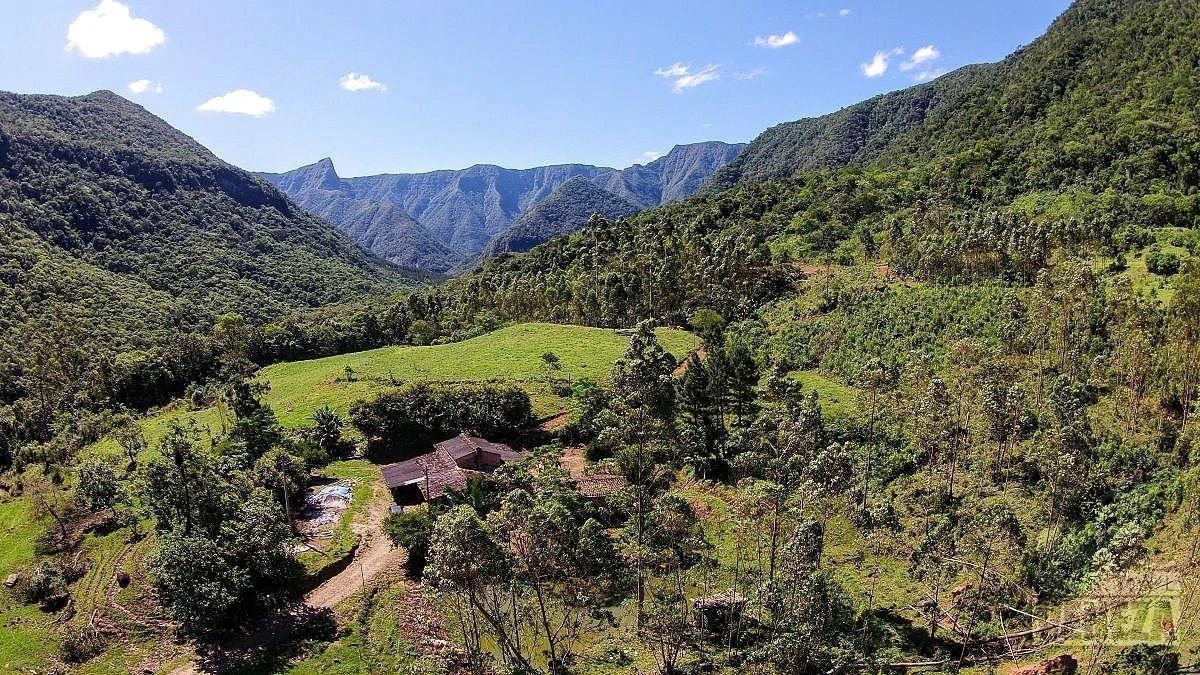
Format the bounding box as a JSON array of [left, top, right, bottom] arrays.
[[654, 63, 720, 93], [127, 79, 163, 94], [839, 8, 852, 16], [197, 90, 276, 117], [733, 67, 767, 81], [901, 44, 940, 71], [654, 63, 689, 78], [635, 151, 662, 164], [339, 72, 388, 92], [860, 51, 890, 78], [753, 31, 799, 49], [66, 0, 164, 59]]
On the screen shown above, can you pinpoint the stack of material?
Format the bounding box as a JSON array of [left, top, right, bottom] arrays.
[[300, 481, 355, 536]]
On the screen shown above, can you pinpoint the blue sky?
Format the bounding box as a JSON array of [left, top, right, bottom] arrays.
[[3, 0, 1073, 176]]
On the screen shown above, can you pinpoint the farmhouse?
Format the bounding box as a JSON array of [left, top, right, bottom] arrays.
[[381, 433, 524, 505]]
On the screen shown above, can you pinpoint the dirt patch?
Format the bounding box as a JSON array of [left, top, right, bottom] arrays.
[[673, 347, 707, 376], [537, 412, 570, 432], [559, 445, 588, 478]]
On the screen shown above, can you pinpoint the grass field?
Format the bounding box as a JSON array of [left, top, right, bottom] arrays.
[[257, 323, 696, 427], [792, 369, 859, 417]]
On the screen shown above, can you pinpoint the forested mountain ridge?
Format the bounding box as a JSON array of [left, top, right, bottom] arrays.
[[707, 0, 1200, 196], [475, 175, 641, 261], [0, 90, 410, 357], [432, 0, 1199, 333], [263, 141, 744, 273]]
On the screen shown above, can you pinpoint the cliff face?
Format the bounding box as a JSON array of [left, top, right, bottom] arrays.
[[264, 141, 744, 272]]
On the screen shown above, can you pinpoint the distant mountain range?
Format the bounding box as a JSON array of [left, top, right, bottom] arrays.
[[262, 141, 744, 273]]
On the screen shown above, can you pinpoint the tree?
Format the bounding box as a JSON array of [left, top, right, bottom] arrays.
[[641, 493, 708, 674], [310, 406, 345, 455], [149, 533, 246, 631], [689, 308, 725, 346], [614, 443, 672, 631], [955, 504, 1026, 666], [252, 449, 307, 525], [539, 351, 562, 382], [488, 489, 620, 672], [856, 358, 895, 512], [409, 319, 437, 346], [1168, 260, 1200, 426], [674, 354, 722, 476], [24, 467, 73, 544], [113, 419, 147, 469], [136, 421, 218, 536], [425, 505, 531, 672], [75, 455, 121, 518], [612, 322, 677, 416], [222, 379, 283, 460], [384, 508, 434, 577], [710, 337, 761, 426]]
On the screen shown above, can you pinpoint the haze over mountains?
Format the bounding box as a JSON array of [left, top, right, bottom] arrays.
[[262, 141, 744, 273]]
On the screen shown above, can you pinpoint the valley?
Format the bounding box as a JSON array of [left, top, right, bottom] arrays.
[[2, 0, 1200, 673]]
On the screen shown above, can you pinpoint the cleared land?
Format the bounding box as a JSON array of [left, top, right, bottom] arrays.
[[257, 322, 696, 425]]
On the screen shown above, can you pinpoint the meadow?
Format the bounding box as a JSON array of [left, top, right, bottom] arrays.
[[256, 322, 696, 426]]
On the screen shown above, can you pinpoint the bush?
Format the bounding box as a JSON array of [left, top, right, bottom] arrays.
[[20, 560, 68, 607], [292, 437, 331, 469], [1145, 245, 1181, 276], [350, 382, 533, 452], [59, 625, 106, 663], [1099, 645, 1179, 674], [383, 508, 433, 578]]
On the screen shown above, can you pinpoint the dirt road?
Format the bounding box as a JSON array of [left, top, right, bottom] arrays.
[[166, 477, 402, 674], [303, 482, 403, 608]]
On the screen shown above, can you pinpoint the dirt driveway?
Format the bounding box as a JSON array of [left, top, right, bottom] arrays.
[[166, 476, 403, 674]]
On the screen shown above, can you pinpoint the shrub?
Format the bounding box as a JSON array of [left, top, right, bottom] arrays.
[[59, 625, 106, 663], [1099, 645, 1179, 674], [383, 508, 433, 578], [1145, 245, 1181, 276], [350, 382, 533, 451], [20, 560, 68, 607]]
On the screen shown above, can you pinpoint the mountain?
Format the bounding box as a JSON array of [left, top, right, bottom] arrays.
[[263, 141, 744, 273], [0, 90, 410, 356], [476, 176, 641, 260], [707, 0, 1200, 196], [266, 158, 460, 273], [603, 141, 745, 208]]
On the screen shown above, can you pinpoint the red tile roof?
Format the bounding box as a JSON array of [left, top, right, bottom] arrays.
[[380, 434, 523, 502]]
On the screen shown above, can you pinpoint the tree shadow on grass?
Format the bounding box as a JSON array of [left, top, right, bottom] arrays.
[[190, 604, 340, 674]]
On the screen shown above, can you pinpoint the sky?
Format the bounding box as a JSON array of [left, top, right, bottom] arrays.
[[2, 0, 1074, 177]]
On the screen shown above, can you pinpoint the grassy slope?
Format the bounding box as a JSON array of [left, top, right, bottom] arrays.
[[257, 323, 696, 425]]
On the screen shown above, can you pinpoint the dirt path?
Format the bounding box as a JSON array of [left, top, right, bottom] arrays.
[[303, 480, 403, 609], [673, 346, 707, 375], [167, 477, 402, 674]]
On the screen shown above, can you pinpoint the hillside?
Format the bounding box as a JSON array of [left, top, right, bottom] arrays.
[[475, 176, 640, 261], [707, 0, 1200, 198], [263, 141, 744, 273], [0, 91, 411, 356], [5, 0, 1200, 673]]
